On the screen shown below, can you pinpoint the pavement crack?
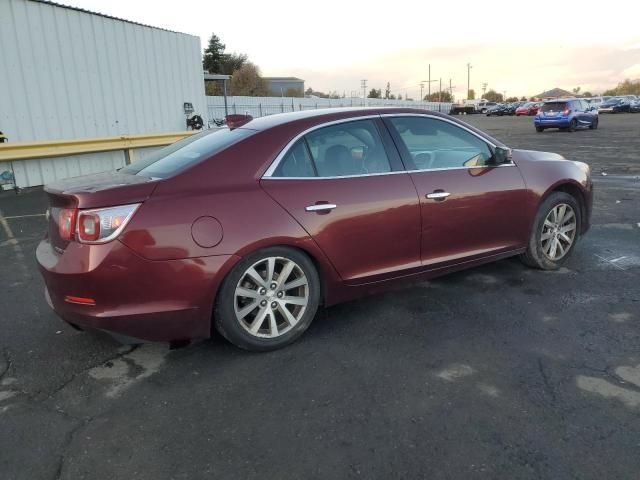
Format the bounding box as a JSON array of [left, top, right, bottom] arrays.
[[537, 358, 557, 404], [46, 345, 139, 400], [0, 349, 12, 380], [52, 418, 89, 480]]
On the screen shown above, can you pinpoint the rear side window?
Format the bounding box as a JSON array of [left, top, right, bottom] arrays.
[[541, 103, 567, 112], [122, 128, 254, 178], [272, 119, 392, 178], [273, 140, 316, 177]]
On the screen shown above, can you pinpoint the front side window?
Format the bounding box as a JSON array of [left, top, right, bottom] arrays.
[[388, 117, 493, 170]]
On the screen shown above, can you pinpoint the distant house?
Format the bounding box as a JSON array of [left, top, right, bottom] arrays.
[[533, 88, 575, 100], [264, 77, 305, 97]]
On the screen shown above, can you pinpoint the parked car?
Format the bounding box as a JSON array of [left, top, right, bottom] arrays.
[[478, 101, 497, 113], [631, 98, 640, 113], [585, 97, 605, 110], [598, 97, 631, 113], [535, 99, 599, 132], [515, 102, 543, 116], [486, 104, 508, 116], [37, 108, 593, 351]]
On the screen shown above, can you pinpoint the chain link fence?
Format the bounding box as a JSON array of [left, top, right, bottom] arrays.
[[206, 96, 452, 122]]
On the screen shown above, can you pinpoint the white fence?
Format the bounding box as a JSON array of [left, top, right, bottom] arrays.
[[206, 96, 453, 121]]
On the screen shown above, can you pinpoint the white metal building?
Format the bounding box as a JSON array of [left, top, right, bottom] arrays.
[[0, 0, 206, 188]]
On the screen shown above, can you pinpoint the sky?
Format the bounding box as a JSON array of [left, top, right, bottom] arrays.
[[66, 0, 640, 100]]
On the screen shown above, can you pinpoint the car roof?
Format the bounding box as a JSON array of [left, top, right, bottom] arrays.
[[238, 107, 455, 131]]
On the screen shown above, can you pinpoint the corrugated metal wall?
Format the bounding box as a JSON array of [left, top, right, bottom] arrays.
[[0, 0, 206, 188]]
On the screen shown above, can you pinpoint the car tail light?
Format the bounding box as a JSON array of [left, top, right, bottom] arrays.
[[76, 203, 140, 244], [58, 208, 77, 241]]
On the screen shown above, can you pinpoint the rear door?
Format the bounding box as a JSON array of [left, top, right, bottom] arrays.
[[261, 117, 421, 283], [383, 115, 530, 268]]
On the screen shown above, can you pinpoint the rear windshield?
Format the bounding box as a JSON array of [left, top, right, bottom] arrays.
[[541, 103, 567, 112], [122, 127, 254, 178]]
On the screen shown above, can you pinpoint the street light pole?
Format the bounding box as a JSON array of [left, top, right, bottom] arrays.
[[361, 79, 368, 106], [428, 64, 431, 97], [467, 63, 472, 100]]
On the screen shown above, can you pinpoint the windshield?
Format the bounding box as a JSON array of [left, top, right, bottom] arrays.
[[541, 102, 567, 112], [602, 98, 622, 105], [122, 127, 255, 178]]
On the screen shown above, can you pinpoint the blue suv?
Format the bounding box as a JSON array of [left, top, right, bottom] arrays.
[[534, 99, 598, 132]]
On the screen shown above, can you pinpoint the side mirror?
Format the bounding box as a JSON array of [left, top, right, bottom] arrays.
[[492, 146, 512, 165]]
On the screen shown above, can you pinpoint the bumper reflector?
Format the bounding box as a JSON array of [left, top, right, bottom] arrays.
[[64, 295, 96, 306]]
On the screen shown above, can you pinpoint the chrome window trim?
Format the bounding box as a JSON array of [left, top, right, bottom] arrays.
[[262, 115, 382, 178], [261, 113, 513, 179]]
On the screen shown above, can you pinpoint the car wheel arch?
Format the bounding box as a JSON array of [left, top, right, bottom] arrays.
[[539, 181, 587, 232], [208, 242, 336, 337]]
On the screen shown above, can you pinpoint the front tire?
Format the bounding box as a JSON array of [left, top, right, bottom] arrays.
[[589, 118, 598, 129], [520, 192, 581, 270], [214, 247, 321, 351], [568, 119, 578, 132], [535, 126, 544, 133]]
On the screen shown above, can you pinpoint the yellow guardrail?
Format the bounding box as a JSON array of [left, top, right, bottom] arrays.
[[0, 131, 195, 162]]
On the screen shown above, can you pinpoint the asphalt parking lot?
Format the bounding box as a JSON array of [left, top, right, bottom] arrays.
[[1, 113, 639, 480]]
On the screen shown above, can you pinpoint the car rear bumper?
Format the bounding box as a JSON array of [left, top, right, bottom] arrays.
[[598, 108, 615, 113], [534, 117, 570, 127], [36, 238, 238, 342]]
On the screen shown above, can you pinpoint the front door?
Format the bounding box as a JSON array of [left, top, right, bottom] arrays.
[[383, 115, 530, 267], [261, 118, 421, 283]]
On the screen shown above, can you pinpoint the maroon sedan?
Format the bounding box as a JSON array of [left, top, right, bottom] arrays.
[[37, 108, 592, 351]]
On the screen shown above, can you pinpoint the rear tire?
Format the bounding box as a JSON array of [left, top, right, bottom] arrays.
[[589, 118, 598, 129], [568, 119, 578, 132], [214, 247, 321, 351], [520, 192, 581, 270], [535, 126, 544, 133]]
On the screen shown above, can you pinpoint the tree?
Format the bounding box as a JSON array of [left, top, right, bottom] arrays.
[[203, 33, 226, 73], [305, 87, 313, 96], [425, 91, 453, 102], [229, 63, 268, 96], [368, 88, 382, 98], [506, 96, 519, 102], [582, 91, 593, 98], [397, 94, 403, 100], [572, 86, 581, 95], [483, 89, 503, 102], [285, 88, 303, 98], [219, 52, 248, 75], [603, 79, 640, 96], [468, 89, 476, 100], [384, 82, 391, 99], [389, 94, 396, 100], [520, 96, 527, 101]]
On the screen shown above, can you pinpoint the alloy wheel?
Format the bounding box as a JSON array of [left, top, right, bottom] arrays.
[[234, 257, 309, 338], [540, 203, 577, 261]]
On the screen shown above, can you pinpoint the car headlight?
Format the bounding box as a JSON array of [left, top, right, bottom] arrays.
[[573, 161, 591, 177]]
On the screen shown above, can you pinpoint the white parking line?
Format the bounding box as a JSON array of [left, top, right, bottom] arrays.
[[2, 213, 46, 220], [0, 208, 29, 279]]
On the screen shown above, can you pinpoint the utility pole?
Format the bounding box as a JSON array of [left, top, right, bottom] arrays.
[[482, 82, 488, 98], [361, 79, 368, 106], [428, 64, 431, 97], [439, 78, 442, 102], [503, 90, 507, 102], [467, 63, 472, 100], [420, 82, 425, 102]]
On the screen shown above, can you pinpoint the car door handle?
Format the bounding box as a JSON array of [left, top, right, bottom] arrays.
[[426, 191, 450, 200], [305, 203, 337, 212]]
